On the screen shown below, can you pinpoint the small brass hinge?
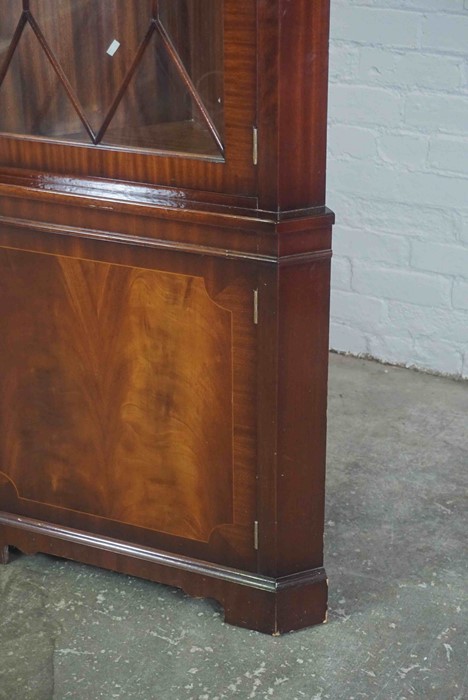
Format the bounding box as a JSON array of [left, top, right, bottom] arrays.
[[254, 521, 259, 550], [253, 289, 259, 325], [253, 126, 258, 166]]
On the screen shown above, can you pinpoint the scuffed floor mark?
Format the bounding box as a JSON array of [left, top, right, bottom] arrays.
[[443, 643, 453, 662]]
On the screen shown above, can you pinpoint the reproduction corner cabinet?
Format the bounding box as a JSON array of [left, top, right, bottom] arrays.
[[0, 0, 334, 635]]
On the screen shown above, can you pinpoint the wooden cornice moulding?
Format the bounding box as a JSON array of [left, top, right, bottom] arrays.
[[0, 213, 333, 266], [0, 169, 335, 231]]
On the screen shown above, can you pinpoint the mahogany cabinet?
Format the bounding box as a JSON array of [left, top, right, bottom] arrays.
[[0, 1, 334, 634]]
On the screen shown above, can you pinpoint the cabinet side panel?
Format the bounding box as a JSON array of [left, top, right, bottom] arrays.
[[276, 258, 331, 574], [257, 0, 331, 210], [278, 0, 331, 209]]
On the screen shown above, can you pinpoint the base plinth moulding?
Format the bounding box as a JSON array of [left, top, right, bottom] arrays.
[[0, 512, 327, 635]]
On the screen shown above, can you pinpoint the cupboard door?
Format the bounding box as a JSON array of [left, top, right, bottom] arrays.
[[0, 244, 258, 570], [0, 1, 257, 196]]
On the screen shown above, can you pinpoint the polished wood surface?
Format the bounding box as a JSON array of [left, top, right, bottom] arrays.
[[0, 511, 328, 635], [0, 0, 334, 633], [258, 0, 331, 210], [0, 235, 259, 570], [0, 250, 234, 541]]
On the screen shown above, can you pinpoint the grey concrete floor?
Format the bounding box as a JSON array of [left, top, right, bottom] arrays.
[[0, 355, 467, 700]]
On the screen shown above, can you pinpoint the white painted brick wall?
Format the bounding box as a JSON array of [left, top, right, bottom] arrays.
[[328, 0, 468, 378]]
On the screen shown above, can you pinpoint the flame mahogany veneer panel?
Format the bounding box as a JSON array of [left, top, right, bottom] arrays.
[[0, 246, 257, 567]]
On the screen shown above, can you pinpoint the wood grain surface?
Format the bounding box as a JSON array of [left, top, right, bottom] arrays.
[[0, 248, 235, 542]]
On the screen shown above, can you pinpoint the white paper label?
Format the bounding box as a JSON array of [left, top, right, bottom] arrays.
[[106, 40, 121, 57]]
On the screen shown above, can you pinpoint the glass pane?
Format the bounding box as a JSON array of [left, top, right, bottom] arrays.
[[29, 0, 153, 134], [0, 1, 225, 157], [0, 0, 22, 73], [158, 0, 224, 140], [102, 30, 221, 158], [0, 22, 89, 141]]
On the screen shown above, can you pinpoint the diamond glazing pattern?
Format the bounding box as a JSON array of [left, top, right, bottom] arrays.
[[0, 0, 224, 156]]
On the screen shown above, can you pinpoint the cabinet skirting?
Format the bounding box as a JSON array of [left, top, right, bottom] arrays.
[[0, 512, 327, 635]]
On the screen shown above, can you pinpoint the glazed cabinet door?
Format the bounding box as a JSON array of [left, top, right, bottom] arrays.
[[0, 234, 259, 571], [0, 0, 257, 196]]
